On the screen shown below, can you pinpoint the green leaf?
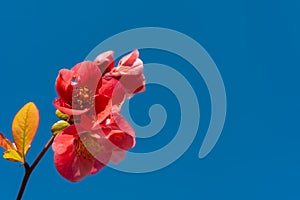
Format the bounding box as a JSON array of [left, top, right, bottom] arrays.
[[3, 150, 24, 163], [12, 102, 39, 157]]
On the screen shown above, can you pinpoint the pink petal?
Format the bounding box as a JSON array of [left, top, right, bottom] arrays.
[[119, 49, 139, 66], [111, 49, 145, 96], [112, 114, 136, 139], [93, 139, 113, 165], [52, 133, 74, 155], [77, 114, 94, 130], [119, 74, 145, 96], [107, 114, 136, 150], [117, 58, 144, 76], [52, 125, 78, 154], [110, 149, 126, 164], [52, 125, 78, 151], [94, 50, 115, 74]]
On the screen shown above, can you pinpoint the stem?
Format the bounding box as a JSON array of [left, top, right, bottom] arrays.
[[30, 136, 55, 171], [16, 163, 31, 200], [16, 135, 55, 200]]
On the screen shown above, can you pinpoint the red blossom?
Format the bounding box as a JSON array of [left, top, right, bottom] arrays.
[[54, 61, 103, 115], [52, 114, 135, 182], [52, 50, 145, 182]]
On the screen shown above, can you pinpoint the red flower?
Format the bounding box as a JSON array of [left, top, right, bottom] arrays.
[[54, 61, 103, 115], [54, 50, 145, 118], [52, 114, 135, 182], [52, 50, 145, 182]]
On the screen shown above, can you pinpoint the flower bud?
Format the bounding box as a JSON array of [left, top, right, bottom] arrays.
[[55, 109, 70, 120], [51, 120, 70, 136]]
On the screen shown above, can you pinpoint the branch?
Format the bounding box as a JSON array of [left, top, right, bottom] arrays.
[[16, 135, 55, 200]]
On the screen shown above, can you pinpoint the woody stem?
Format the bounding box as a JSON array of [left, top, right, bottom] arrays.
[[16, 135, 55, 200]]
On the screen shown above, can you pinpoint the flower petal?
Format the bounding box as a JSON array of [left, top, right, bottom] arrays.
[[119, 49, 139, 66], [99, 77, 126, 105], [118, 58, 144, 76], [52, 125, 77, 155], [53, 125, 95, 182], [95, 94, 111, 115], [53, 98, 88, 115], [52, 134, 74, 155], [94, 50, 115, 74], [119, 73, 145, 96], [109, 131, 135, 150], [109, 50, 145, 96], [96, 101, 112, 126], [93, 139, 113, 165], [54, 150, 94, 182], [110, 149, 126, 164], [74, 61, 102, 92], [107, 114, 136, 150], [90, 160, 105, 175], [55, 69, 74, 103], [112, 114, 136, 140]]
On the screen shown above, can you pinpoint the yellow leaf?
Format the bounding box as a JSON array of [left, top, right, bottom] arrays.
[[0, 133, 15, 150], [3, 150, 24, 163], [12, 102, 39, 157]]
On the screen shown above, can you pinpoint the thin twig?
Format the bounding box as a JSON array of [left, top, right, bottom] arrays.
[[16, 135, 55, 200]]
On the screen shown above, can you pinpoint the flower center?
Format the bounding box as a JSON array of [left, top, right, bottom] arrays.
[[74, 138, 93, 160], [74, 134, 105, 160], [73, 86, 94, 110]]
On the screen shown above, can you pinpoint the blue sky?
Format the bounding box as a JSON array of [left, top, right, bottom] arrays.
[[0, 0, 300, 199]]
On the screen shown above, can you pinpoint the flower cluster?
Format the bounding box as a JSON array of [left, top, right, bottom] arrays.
[[52, 50, 145, 182]]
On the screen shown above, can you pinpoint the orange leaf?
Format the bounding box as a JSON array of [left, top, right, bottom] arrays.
[[0, 133, 15, 150], [12, 102, 39, 157]]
